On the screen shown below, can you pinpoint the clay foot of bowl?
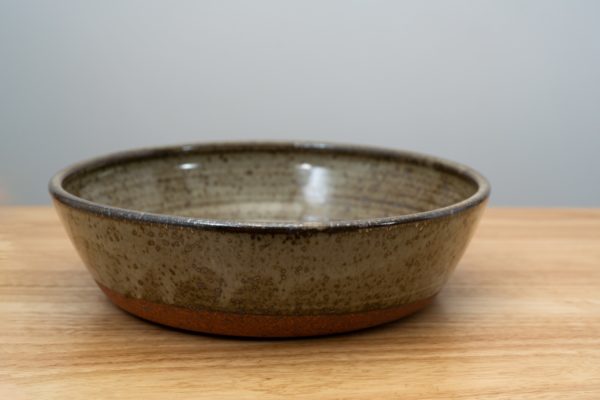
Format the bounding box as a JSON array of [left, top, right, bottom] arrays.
[[99, 282, 436, 337]]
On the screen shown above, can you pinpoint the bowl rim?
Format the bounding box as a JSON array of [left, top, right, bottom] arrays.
[[49, 141, 491, 232]]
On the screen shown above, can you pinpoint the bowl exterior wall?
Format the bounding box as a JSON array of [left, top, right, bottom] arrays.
[[53, 199, 486, 321]]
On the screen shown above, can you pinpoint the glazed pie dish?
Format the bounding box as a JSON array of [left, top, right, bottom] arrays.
[[49, 142, 490, 337]]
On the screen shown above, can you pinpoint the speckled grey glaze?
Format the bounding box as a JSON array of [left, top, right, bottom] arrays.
[[49, 142, 490, 335]]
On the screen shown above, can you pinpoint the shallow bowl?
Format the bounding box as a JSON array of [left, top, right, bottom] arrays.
[[49, 142, 490, 337]]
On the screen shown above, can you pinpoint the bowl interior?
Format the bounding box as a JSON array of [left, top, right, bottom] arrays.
[[61, 146, 479, 223]]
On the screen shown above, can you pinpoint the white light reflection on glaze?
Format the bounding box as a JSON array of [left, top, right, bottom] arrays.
[[297, 163, 329, 205], [179, 162, 200, 171]]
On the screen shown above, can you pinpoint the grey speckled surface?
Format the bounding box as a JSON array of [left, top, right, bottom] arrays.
[[51, 143, 488, 318]]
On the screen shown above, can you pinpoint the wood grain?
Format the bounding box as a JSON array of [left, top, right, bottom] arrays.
[[1, 207, 599, 399]]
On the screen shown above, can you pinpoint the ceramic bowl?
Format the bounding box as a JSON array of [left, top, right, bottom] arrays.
[[49, 142, 490, 337]]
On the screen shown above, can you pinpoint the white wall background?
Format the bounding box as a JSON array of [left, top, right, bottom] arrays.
[[1, 0, 599, 205]]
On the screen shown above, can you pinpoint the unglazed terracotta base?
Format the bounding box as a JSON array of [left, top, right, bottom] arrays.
[[98, 282, 436, 337]]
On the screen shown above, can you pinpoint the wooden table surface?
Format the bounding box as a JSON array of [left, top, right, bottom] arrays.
[[1, 207, 599, 399]]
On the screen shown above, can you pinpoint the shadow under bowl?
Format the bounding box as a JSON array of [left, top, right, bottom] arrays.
[[49, 141, 490, 337]]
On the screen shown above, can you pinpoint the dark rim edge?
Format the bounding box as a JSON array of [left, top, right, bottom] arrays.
[[48, 141, 491, 233]]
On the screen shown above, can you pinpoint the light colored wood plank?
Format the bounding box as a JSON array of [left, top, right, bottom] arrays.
[[1, 207, 599, 399]]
